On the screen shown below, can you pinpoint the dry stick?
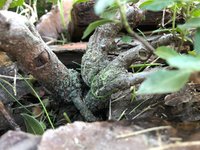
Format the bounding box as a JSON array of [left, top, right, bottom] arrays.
[[0, 74, 30, 80], [0, 101, 20, 130], [150, 141, 200, 150], [0, 11, 96, 121], [116, 126, 171, 139], [2, 0, 13, 10]]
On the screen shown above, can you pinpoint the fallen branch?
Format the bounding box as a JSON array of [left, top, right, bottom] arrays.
[[0, 11, 96, 121]]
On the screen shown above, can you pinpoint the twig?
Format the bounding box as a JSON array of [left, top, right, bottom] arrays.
[[150, 141, 200, 150], [13, 68, 17, 96], [161, 9, 166, 28], [116, 0, 155, 52], [0, 74, 30, 80], [0, 101, 20, 130], [116, 126, 171, 139], [108, 98, 112, 120], [117, 109, 127, 121]]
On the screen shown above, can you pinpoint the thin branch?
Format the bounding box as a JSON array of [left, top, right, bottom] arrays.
[[116, 0, 155, 52], [0, 101, 20, 130], [150, 141, 200, 150], [116, 126, 171, 139]]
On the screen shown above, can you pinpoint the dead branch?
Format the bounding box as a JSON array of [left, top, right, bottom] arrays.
[[0, 11, 96, 121]]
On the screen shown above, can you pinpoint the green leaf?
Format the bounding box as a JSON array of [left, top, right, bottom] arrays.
[[178, 17, 200, 29], [155, 46, 179, 59], [191, 8, 200, 17], [100, 6, 118, 20], [94, 0, 115, 15], [47, 0, 57, 4], [121, 35, 132, 43], [140, 0, 175, 11], [137, 70, 190, 94], [82, 19, 113, 39], [21, 113, 45, 135], [73, 0, 89, 4], [10, 0, 24, 8], [167, 55, 200, 71], [0, 0, 24, 9], [194, 28, 200, 55], [0, 0, 6, 9]]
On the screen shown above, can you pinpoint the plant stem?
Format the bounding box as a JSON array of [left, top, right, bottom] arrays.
[[22, 76, 55, 129], [58, 0, 67, 29], [0, 81, 32, 114], [116, 0, 155, 52], [172, 5, 177, 35]]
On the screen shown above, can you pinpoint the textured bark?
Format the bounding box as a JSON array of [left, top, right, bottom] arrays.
[[81, 5, 148, 112], [81, 4, 180, 114], [69, 2, 172, 41], [69, 0, 99, 41], [0, 11, 96, 121], [36, 0, 174, 42]]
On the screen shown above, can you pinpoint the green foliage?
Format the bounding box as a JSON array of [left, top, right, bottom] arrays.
[[94, 0, 139, 17], [100, 6, 119, 20], [10, 0, 24, 8], [94, 0, 115, 15], [91, 0, 200, 95], [167, 55, 200, 71], [0, 0, 6, 8], [57, 0, 67, 29], [191, 5, 200, 17], [22, 76, 55, 129], [130, 63, 162, 69], [138, 70, 191, 94], [0, 0, 24, 9], [121, 35, 132, 43], [84, 0, 140, 39], [63, 112, 71, 123], [94, 0, 138, 17], [138, 46, 200, 94], [155, 46, 179, 59], [82, 19, 114, 39], [47, 0, 57, 4], [178, 17, 200, 29], [73, 0, 89, 4], [140, 0, 175, 11], [136, 0, 200, 95], [0, 78, 31, 114], [21, 113, 45, 135], [194, 28, 200, 54], [140, 0, 200, 12]]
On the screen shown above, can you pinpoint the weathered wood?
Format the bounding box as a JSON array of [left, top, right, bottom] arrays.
[[0, 11, 96, 121], [50, 42, 86, 53], [81, 5, 149, 112], [36, 1, 173, 42], [69, 0, 99, 41], [69, 2, 172, 40]]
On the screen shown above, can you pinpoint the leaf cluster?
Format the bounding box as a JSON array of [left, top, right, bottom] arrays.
[[86, 0, 200, 94], [0, 0, 24, 9], [138, 0, 200, 94]]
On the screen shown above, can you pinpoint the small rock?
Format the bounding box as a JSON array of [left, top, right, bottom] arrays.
[[0, 130, 41, 150]]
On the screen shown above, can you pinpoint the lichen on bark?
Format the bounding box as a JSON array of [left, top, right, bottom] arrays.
[[0, 10, 96, 121], [81, 5, 180, 117], [81, 5, 149, 112]]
